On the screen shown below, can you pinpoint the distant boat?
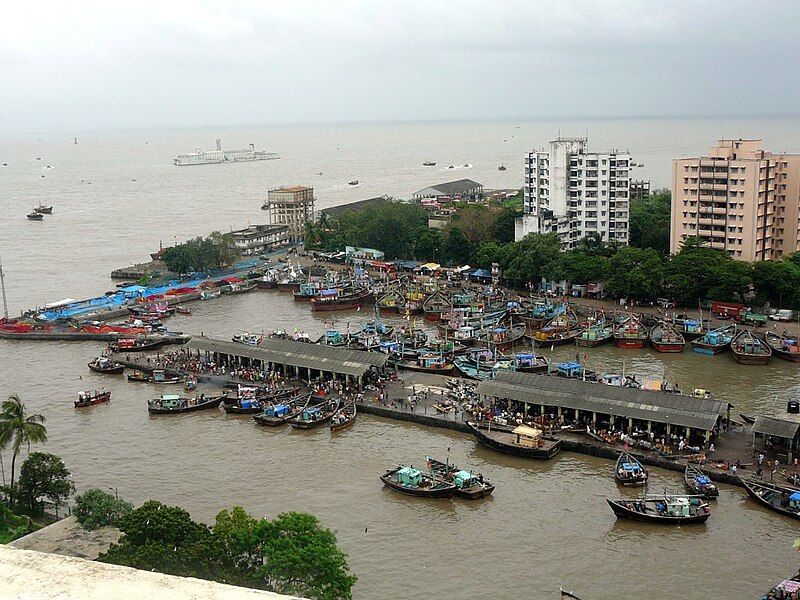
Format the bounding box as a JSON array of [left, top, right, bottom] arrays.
[[33, 204, 53, 214], [422, 160, 436, 166], [498, 164, 507, 171], [348, 180, 359, 186], [26, 212, 44, 221], [447, 164, 455, 169], [462, 163, 470, 168]]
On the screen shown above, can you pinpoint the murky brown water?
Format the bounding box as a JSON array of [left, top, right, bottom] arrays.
[[2, 291, 799, 599]]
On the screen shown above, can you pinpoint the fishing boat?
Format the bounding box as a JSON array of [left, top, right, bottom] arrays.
[[530, 310, 582, 347], [26, 212, 44, 221], [426, 456, 494, 499], [379, 465, 456, 498], [731, 329, 771, 365], [614, 451, 649, 487], [348, 180, 359, 186], [765, 331, 800, 362], [184, 376, 197, 391], [87, 356, 125, 374], [742, 479, 800, 520], [108, 337, 172, 353], [147, 393, 223, 414], [225, 281, 257, 294], [33, 204, 53, 214], [395, 353, 455, 375], [498, 164, 506, 171], [684, 465, 719, 499], [575, 320, 613, 347], [253, 394, 309, 426], [200, 289, 221, 300], [422, 160, 436, 166], [422, 291, 452, 321], [613, 314, 648, 349], [175, 305, 192, 316], [606, 495, 711, 524], [679, 318, 706, 340], [467, 421, 561, 459], [739, 413, 756, 425], [74, 390, 111, 408], [149, 369, 182, 384], [690, 324, 735, 355], [649, 322, 686, 353], [232, 332, 263, 346], [310, 287, 372, 311], [126, 370, 150, 382], [318, 329, 349, 346], [293, 281, 322, 301], [487, 322, 526, 351], [512, 352, 549, 373], [330, 401, 356, 431], [256, 274, 277, 289], [290, 400, 339, 429], [375, 289, 405, 313]]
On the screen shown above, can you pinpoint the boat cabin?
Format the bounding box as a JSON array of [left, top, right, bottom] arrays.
[[618, 461, 644, 479], [682, 319, 704, 335], [265, 403, 290, 418], [155, 394, 182, 409], [659, 497, 694, 517], [322, 330, 344, 345], [557, 362, 583, 379], [453, 470, 475, 489], [417, 354, 447, 369], [453, 326, 475, 341], [396, 466, 422, 487], [301, 406, 323, 421], [512, 425, 546, 449], [152, 370, 169, 383]]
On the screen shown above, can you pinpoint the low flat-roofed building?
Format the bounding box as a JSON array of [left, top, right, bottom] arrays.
[[230, 224, 290, 256]]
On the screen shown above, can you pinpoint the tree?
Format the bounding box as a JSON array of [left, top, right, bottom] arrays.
[[629, 189, 671, 254], [492, 205, 520, 244], [474, 241, 513, 269], [0, 395, 47, 507], [213, 508, 357, 600], [663, 243, 751, 306], [440, 227, 473, 265], [448, 204, 493, 246], [605, 246, 664, 300], [753, 259, 800, 308], [502, 233, 561, 286], [552, 251, 610, 285], [413, 227, 442, 262], [74, 488, 133, 530], [16, 452, 74, 517]]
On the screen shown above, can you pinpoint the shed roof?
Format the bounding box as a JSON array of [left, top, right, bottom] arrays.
[[476, 371, 727, 432], [186, 337, 387, 377], [413, 179, 483, 197], [753, 415, 800, 439]]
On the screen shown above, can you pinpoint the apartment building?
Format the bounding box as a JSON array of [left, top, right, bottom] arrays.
[[230, 224, 290, 256], [515, 137, 633, 249], [262, 185, 315, 243], [670, 140, 800, 261]]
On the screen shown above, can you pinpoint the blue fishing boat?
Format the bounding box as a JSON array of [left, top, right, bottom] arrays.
[[691, 324, 735, 355], [512, 352, 549, 373]]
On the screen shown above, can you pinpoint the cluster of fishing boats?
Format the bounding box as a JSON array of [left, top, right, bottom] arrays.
[[381, 456, 494, 499]]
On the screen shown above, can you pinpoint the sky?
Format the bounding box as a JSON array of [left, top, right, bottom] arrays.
[[1, 0, 799, 130]]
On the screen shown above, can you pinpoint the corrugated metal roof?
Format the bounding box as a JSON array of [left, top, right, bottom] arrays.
[[753, 415, 800, 439], [185, 337, 387, 377], [476, 371, 726, 432]]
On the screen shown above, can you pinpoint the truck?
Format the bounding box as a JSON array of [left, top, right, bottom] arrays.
[[770, 309, 794, 322], [710, 300, 744, 320]]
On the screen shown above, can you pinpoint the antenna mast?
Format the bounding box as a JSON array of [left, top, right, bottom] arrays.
[[0, 257, 8, 320]]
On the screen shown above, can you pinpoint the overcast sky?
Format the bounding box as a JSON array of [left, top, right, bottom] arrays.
[[2, 1, 799, 130]]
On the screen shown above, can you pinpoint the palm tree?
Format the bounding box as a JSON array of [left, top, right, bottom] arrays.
[[0, 394, 47, 505]]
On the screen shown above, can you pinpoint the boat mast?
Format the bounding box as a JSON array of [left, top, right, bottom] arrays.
[[0, 256, 8, 320]]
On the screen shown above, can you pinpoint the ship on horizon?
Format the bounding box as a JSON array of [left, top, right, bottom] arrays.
[[173, 139, 280, 166]]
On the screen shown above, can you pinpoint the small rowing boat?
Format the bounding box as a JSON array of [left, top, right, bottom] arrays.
[[87, 356, 125, 374], [289, 399, 339, 429], [742, 479, 800, 520], [684, 464, 719, 499], [614, 451, 648, 487], [330, 401, 356, 431]]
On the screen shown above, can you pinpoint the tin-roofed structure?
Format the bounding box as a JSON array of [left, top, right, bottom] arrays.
[[476, 371, 728, 445], [753, 415, 800, 462], [185, 337, 387, 387], [412, 179, 483, 200]]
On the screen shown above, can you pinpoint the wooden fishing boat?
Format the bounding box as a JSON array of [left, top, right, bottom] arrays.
[[613, 315, 648, 349], [426, 456, 494, 499], [691, 324, 735, 355], [310, 288, 372, 312], [375, 289, 405, 313], [175, 305, 192, 315], [765, 331, 800, 362], [512, 352, 549, 373], [292, 281, 322, 301], [126, 370, 150, 382], [649, 322, 686, 353], [380, 465, 456, 498], [679, 317, 707, 341], [742, 479, 800, 520], [74, 390, 111, 408], [487, 322, 526, 351], [422, 291, 452, 321], [87, 357, 125, 374], [530, 310, 582, 347], [253, 394, 309, 426], [276, 279, 302, 292], [606, 495, 711, 524], [330, 401, 356, 431], [33, 204, 53, 214], [731, 329, 771, 365], [108, 337, 171, 353], [395, 353, 455, 375], [684, 465, 719, 499], [148, 369, 182, 384], [467, 421, 561, 459], [26, 212, 44, 221], [224, 281, 257, 294], [147, 393, 223, 414], [575, 322, 613, 347], [614, 451, 649, 487], [289, 399, 339, 429]]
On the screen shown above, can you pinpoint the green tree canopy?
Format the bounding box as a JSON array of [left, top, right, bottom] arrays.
[[74, 488, 134, 530], [16, 452, 74, 517], [605, 246, 664, 300], [663, 243, 751, 306], [0, 394, 47, 507], [441, 227, 473, 265], [629, 189, 671, 254], [162, 233, 240, 275], [492, 204, 520, 244], [502, 233, 562, 286]]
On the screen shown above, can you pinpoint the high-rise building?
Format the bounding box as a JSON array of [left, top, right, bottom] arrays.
[[515, 137, 633, 249], [670, 140, 800, 261], [263, 186, 315, 243]]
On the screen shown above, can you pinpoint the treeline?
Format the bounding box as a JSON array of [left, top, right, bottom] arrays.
[[161, 232, 240, 275]]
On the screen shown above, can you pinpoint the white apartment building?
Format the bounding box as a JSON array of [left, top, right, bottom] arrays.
[[515, 137, 633, 249]]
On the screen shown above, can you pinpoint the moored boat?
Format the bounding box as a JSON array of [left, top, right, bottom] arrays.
[[487, 322, 526, 351], [34, 203, 53, 214], [684, 464, 719, 499], [330, 401, 357, 431], [289, 399, 339, 429], [147, 393, 223, 414], [731, 329, 771, 365], [74, 389, 111, 408], [422, 291, 452, 321], [512, 352, 549, 373], [310, 288, 372, 311], [108, 336, 172, 353], [742, 479, 800, 520], [253, 394, 309, 426], [395, 353, 455, 375], [467, 421, 561, 459], [606, 495, 711, 524], [380, 465, 456, 498], [690, 324, 735, 355], [614, 451, 648, 487], [87, 356, 125, 374], [175, 305, 192, 315], [649, 322, 686, 353], [575, 321, 613, 347], [613, 314, 648, 349], [765, 331, 800, 362], [426, 456, 494, 499]]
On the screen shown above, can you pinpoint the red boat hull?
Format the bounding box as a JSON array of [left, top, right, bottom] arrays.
[[651, 342, 685, 353], [615, 339, 646, 349]]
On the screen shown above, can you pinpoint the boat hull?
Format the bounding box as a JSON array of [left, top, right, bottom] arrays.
[[468, 422, 561, 460], [742, 480, 800, 520], [606, 500, 710, 524], [380, 475, 455, 498], [731, 353, 770, 365], [147, 397, 223, 414], [651, 342, 685, 353], [614, 338, 646, 349], [87, 363, 125, 374]]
